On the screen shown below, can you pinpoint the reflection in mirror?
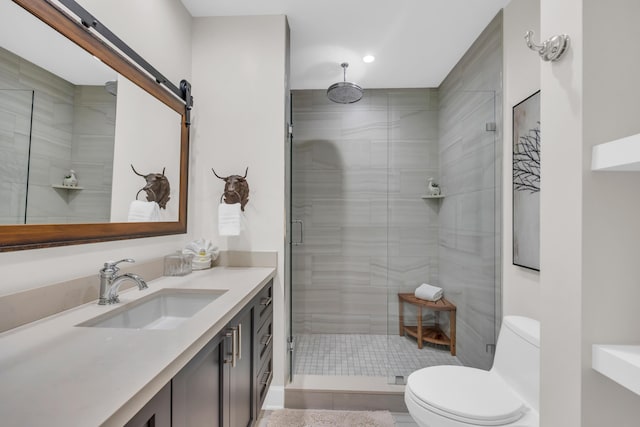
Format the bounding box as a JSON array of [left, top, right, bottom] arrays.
[[0, 44, 117, 224], [0, 0, 180, 225], [0, 0, 189, 251], [110, 78, 181, 223]]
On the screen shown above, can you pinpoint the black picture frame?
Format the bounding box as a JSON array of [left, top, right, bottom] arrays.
[[512, 90, 540, 271]]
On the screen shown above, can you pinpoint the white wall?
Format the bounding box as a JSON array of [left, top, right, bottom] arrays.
[[502, 0, 541, 319], [538, 0, 583, 424], [580, 0, 640, 425], [539, 0, 640, 425], [190, 14, 288, 393], [0, 0, 193, 296]]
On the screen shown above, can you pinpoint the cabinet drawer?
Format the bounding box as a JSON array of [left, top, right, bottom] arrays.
[[256, 351, 273, 410], [255, 280, 273, 329], [256, 319, 273, 369]]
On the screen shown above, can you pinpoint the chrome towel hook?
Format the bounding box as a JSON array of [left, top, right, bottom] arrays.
[[525, 30, 570, 62]]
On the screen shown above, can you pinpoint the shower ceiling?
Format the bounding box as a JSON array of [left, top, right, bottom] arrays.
[[181, 0, 509, 89]]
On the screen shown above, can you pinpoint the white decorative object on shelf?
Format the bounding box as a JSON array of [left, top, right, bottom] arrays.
[[591, 132, 640, 171], [427, 177, 441, 196], [592, 344, 640, 395], [62, 169, 78, 187]]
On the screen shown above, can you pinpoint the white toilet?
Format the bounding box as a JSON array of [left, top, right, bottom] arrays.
[[405, 316, 539, 427]]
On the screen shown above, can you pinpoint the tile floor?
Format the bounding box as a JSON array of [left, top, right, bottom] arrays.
[[293, 333, 461, 379]]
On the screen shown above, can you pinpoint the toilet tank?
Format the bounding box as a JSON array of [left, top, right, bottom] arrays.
[[491, 316, 540, 413]]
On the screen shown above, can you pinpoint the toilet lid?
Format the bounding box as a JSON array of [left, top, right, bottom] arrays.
[[407, 366, 527, 425]]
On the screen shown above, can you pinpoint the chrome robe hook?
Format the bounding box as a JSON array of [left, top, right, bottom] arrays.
[[525, 30, 570, 62]]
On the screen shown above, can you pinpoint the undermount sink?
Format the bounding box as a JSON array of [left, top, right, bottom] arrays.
[[78, 288, 228, 330]]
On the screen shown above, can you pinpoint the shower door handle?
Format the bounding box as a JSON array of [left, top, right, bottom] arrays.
[[292, 220, 303, 245]]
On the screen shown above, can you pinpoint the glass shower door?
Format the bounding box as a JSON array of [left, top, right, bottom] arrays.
[[387, 90, 500, 383], [289, 89, 391, 379], [0, 89, 34, 224]]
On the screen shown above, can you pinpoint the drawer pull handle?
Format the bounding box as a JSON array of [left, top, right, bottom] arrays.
[[261, 334, 273, 347], [260, 370, 272, 386], [237, 323, 242, 361], [260, 296, 272, 307], [224, 327, 238, 367]]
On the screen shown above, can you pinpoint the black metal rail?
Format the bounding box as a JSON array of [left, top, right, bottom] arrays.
[[57, 0, 193, 122]]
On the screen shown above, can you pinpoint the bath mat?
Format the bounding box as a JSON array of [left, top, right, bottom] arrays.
[[266, 408, 396, 427]]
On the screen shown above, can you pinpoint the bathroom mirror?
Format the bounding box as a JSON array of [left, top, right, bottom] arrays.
[[0, 0, 189, 251]]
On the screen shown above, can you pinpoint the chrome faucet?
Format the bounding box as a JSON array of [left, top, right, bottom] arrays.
[[98, 259, 148, 305]]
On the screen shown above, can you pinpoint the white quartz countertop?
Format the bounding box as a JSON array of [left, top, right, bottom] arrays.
[[0, 266, 275, 427]]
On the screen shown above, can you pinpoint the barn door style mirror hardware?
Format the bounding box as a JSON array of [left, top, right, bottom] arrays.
[[524, 30, 570, 62], [212, 168, 250, 211], [58, 0, 193, 122]]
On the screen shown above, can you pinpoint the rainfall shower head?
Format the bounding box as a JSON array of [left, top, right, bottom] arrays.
[[327, 62, 363, 104]]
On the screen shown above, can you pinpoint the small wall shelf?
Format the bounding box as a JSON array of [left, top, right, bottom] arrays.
[[52, 185, 84, 190], [592, 344, 640, 395], [421, 195, 445, 199], [591, 132, 640, 171]]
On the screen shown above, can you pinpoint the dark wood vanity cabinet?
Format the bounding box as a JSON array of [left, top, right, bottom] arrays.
[[253, 282, 274, 411], [172, 335, 223, 426], [124, 382, 172, 427], [222, 306, 255, 427], [133, 279, 273, 427], [171, 307, 253, 427]]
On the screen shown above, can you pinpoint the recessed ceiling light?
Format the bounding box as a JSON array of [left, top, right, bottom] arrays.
[[363, 55, 375, 63]]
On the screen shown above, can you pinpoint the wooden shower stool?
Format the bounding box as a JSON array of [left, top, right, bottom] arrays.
[[398, 293, 457, 355]]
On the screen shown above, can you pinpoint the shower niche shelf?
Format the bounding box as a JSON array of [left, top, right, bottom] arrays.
[[52, 185, 84, 190], [421, 195, 444, 199]]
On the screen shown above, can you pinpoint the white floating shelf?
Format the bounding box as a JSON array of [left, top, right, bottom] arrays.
[[51, 185, 84, 190], [421, 195, 445, 199], [592, 345, 640, 395], [592, 132, 640, 171]]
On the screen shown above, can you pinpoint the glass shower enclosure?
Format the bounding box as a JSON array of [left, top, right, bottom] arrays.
[[287, 88, 501, 384]]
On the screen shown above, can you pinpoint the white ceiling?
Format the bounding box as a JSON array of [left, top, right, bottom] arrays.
[[181, 0, 509, 89]]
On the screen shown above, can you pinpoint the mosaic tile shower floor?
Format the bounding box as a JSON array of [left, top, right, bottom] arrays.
[[293, 334, 461, 378]]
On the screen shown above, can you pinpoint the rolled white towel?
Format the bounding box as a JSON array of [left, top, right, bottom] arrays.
[[415, 283, 443, 301]]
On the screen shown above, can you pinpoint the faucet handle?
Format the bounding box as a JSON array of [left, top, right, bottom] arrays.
[[102, 258, 135, 273]]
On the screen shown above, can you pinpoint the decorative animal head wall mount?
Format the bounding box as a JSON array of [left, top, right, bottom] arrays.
[[212, 167, 250, 211], [131, 164, 171, 209]]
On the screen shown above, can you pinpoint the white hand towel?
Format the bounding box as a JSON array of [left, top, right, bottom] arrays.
[[415, 283, 443, 301], [128, 200, 161, 222], [218, 203, 242, 236]]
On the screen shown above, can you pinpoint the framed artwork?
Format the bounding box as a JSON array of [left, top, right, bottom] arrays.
[[512, 91, 540, 271]]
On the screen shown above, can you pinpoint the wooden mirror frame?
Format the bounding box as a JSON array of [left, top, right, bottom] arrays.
[[0, 0, 189, 252]]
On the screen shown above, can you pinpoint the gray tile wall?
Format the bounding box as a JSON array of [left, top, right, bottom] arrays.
[[0, 88, 32, 224], [0, 46, 115, 224], [292, 89, 440, 335], [69, 85, 115, 223], [437, 11, 503, 370]]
